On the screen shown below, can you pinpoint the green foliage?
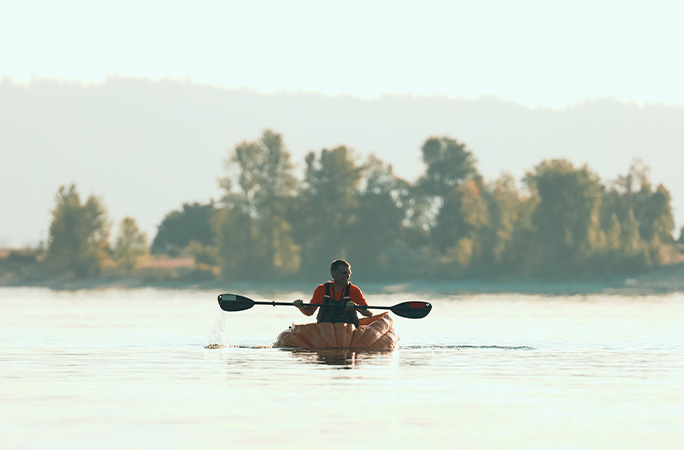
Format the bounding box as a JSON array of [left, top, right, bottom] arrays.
[[151, 202, 217, 255], [153, 131, 680, 282], [435, 179, 490, 256], [46, 185, 111, 277], [214, 207, 254, 279], [413, 137, 484, 266], [346, 156, 409, 277], [185, 241, 217, 267], [635, 184, 675, 243], [524, 159, 603, 276], [215, 130, 299, 280], [113, 217, 149, 273], [611, 159, 675, 244], [478, 174, 533, 275], [419, 137, 479, 198], [292, 145, 362, 276], [596, 159, 676, 272], [0, 249, 44, 283]]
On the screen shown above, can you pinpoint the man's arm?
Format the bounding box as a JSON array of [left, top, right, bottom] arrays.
[[293, 299, 317, 316], [293, 285, 324, 316], [349, 286, 372, 317]]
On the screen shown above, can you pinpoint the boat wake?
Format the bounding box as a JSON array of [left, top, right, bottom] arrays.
[[218, 344, 534, 351], [401, 345, 535, 351]]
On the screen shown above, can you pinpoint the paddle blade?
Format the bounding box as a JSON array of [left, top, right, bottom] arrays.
[[218, 293, 255, 312], [389, 301, 432, 319]]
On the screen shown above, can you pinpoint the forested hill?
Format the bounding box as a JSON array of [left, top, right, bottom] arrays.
[[1, 76, 683, 247]]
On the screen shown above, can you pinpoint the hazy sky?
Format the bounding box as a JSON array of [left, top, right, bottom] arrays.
[[3, 0, 684, 107], [2, 0, 684, 247]]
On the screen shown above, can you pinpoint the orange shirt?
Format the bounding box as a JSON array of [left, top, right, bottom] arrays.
[[310, 283, 368, 306]]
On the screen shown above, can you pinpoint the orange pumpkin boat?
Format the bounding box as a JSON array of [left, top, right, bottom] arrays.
[[273, 312, 399, 350]]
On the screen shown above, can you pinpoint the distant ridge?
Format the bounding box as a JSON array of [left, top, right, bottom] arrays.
[[1, 77, 682, 246]]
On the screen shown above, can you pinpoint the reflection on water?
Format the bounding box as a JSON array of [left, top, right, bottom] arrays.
[[290, 349, 358, 366], [240, 346, 536, 367], [2, 288, 684, 450], [286, 348, 396, 367]]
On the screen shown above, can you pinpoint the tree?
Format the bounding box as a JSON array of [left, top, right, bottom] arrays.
[[600, 159, 675, 269], [634, 184, 674, 244], [605, 213, 622, 252], [215, 130, 298, 279], [434, 178, 490, 257], [46, 184, 110, 277], [347, 155, 409, 277], [615, 159, 675, 243], [524, 159, 603, 276], [418, 137, 479, 198], [151, 202, 218, 255], [414, 137, 483, 259], [113, 217, 149, 272], [291, 146, 362, 276], [479, 173, 532, 275]]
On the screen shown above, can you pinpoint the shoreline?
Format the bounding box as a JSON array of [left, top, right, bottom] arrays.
[[3, 262, 684, 296]]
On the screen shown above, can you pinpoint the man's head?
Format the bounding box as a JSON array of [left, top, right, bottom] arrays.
[[330, 259, 350, 272], [330, 259, 351, 284]]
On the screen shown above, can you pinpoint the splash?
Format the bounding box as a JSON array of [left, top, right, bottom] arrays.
[[204, 312, 230, 349]]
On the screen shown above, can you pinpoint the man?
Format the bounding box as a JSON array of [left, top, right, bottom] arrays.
[[293, 259, 373, 327]]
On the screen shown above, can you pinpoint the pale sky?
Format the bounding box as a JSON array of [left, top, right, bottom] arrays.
[[2, 0, 684, 108], [2, 0, 684, 247]]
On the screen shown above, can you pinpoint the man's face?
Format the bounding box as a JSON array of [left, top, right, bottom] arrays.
[[332, 265, 351, 284]]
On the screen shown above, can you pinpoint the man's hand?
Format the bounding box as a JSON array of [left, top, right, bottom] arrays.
[[346, 301, 372, 316], [294, 299, 316, 317]]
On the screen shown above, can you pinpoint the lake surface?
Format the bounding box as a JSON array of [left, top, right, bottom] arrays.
[[1, 287, 683, 449]]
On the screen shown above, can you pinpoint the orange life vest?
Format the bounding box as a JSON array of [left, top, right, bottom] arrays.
[[316, 282, 359, 327]]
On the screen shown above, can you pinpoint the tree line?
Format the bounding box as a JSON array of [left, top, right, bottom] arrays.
[[33, 130, 683, 282]]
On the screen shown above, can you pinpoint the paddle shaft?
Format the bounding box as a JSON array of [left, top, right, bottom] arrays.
[[252, 300, 381, 310], [217, 294, 431, 318]]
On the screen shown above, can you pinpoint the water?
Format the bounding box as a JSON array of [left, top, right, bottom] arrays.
[[1, 287, 683, 449]]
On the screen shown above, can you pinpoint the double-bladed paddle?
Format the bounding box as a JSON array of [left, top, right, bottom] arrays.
[[217, 293, 432, 319]]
